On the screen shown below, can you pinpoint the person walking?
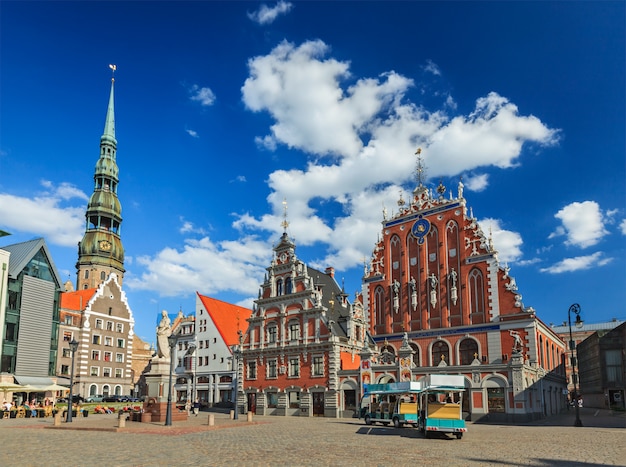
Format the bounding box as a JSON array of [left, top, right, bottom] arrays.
[[193, 399, 200, 416]]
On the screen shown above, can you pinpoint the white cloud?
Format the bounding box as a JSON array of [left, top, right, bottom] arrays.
[[186, 129, 199, 138], [126, 236, 271, 297], [247, 1, 293, 25], [620, 219, 626, 235], [236, 39, 558, 277], [189, 84, 216, 106], [0, 181, 87, 247], [550, 201, 608, 248], [424, 59, 441, 76], [540, 252, 613, 273], [179, 218, 207, 235], [464, 173, 489, 192], [477, 218, 523, 264]]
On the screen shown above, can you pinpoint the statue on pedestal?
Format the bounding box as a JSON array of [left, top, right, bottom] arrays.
[[156, 310, 172, 359]]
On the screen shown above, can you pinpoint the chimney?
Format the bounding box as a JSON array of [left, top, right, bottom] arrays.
[[325, 267, 335, 278]]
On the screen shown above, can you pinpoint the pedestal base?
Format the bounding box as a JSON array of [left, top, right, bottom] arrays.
[[143, 401, 188, 423]]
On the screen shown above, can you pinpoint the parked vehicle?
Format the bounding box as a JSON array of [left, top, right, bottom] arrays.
[[417, 374, 467, 439], [360, 381, 422, 427], [57, 395, 85, 403], [102, 395, 130, 403], [86, 395, 104, 403]]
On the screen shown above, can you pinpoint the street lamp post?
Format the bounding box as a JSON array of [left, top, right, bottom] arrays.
[[165, 332, 178, 426], [67, 338, 79, 423], [568, 303, 583, 427], [232, 330, 243, 420]]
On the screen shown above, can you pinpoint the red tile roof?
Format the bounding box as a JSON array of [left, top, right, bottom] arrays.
[[60, 289, 97, 311], [197, 293, 252, 347]]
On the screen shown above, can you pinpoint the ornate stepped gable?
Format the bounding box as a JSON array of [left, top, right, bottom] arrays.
[[364, 174, 530, 336]]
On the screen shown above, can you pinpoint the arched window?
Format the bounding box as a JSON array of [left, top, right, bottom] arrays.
[[285, 277, 292, 294], [374, 286, 385, 326], [432, 340, 450, 366], [100, 271, 106, 280], [468, 268, 485, 322], [539, 336, 544, 368], [84, 270, 89, 279], [102, 385, 110, 396], [114, 385, 122, 396], [276, 279, 283, 296], [89, 384, 97, 396], [459, 338, 478, 365]]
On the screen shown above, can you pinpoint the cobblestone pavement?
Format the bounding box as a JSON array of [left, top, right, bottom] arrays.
[[0, 408, 623, 467]]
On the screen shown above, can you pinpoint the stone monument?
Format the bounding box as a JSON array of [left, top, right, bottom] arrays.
[[142, 310, 188, 423]]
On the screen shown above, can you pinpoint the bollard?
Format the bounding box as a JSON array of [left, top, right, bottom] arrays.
[[229, 409, 234, 420], [118, 412, 126, 428], [246, 411, 253, 422], [54, 411, 61, 426], [208, 413, 215, 426]]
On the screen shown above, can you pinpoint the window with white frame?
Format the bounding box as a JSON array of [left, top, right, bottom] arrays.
[[95, 319, 103, 329], [289, 322, 300, 341], [267, 359, 278, 378], [62, 348, 71, 358], [313, 355, 324, 376], [288, 357, 300, 377], [247, 361, 257, 379], [63, 331, 72, 341], [115, 368, 122, 378], [92, 350, 100, 360], [64, 315, 73, 326], [90, 366, 99, 376], [103, 367, 111, 377], [106, 321, 113, 331], [104, 336, 113, 346], [116, 323, 123, 333], [92, 334, 101, 345], [60, 364, 69, 375], [115, 353, 124, 363], [268, 325, 277, 344], [104, 351, 112, 362], [117, 338, 125, 348]]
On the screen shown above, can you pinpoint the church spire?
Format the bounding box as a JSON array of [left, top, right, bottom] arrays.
[[101, 64, 117, 146], [76, 66, 125, 290]]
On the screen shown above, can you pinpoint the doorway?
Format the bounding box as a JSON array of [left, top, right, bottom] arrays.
[[247, 392, 256, 414], [312, 392, 325, 416]]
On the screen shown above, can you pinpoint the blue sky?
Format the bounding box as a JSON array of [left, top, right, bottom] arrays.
[[1, 1, 624, 345]]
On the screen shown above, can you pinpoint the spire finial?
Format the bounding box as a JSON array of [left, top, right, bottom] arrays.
[[109, 64, 117, 82], [415, 147, 426, 188], [281, 198, 289, 232]]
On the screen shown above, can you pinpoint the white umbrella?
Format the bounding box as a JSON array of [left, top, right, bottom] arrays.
[[42, 383, 69, 392], [0, 382, 26, 402]]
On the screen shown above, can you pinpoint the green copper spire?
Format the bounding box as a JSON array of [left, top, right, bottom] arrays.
[[76, 65, 125, 290], [101, 64, 117, 146]]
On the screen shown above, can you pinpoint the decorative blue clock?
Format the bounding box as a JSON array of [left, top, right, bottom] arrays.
[[411, 217, 430, 244]]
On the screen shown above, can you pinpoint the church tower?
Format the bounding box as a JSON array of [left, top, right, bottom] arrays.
[[76, 66, 125, 290]]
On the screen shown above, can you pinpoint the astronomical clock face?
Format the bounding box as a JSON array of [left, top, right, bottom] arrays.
[[99, 240, 112, 252], [279, 252, 288, 263], [411, 217, 431, 244]]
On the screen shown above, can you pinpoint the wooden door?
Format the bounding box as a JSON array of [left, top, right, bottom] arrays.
[[247, 393, 256, 414], [313, 392, 325, 416]]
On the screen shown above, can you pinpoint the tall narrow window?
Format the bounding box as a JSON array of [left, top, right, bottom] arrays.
[[468, 268, 485, 323], [459, 338, 478, 365]]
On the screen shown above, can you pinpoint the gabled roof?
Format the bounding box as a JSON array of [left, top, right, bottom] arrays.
[[60, 288, 98, 311], [1, 237, 62, 287], [307, 266, 352, 336], [197, 293, 252, 347]]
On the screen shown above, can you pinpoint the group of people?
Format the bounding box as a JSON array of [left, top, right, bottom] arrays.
[[2, 398, 53, 417]]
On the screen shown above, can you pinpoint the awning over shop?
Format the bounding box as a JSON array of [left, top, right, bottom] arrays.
[[13, 376, 55, 389]]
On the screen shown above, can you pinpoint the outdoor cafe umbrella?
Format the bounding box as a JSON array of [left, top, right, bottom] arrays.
[[0, 382, 26, 401]]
